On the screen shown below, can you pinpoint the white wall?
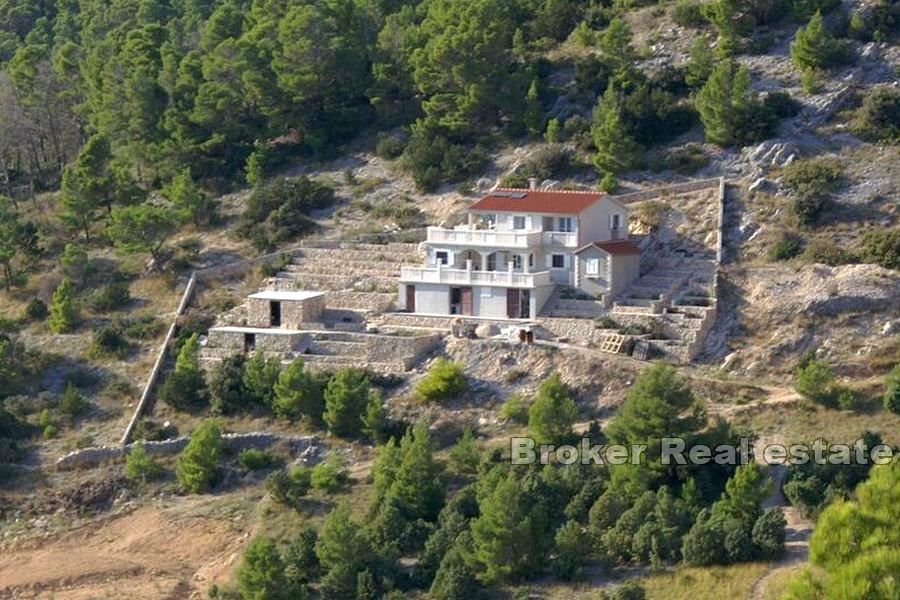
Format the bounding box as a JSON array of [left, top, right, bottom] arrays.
[[577, 199, 629, 245]]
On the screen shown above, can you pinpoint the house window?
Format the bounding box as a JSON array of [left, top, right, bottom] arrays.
[[512, 216, 527, 230], [611, 214, 621, 230], [586, 258, 600, 276], [528, 253, 534, 268], [542, 216, 554, 231], [435, 251, 449, 265], [551, 254, 566, 269], [479, 214, 496, 229], [512, 254, 523, 270], [558, 217, 574, 232]]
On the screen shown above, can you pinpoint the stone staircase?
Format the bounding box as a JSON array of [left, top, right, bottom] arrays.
[[264, 242, 424, 312]]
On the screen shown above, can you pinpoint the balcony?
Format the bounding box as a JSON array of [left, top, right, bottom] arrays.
[[400, 265, 552, 288], [541, 231, 578, 247], [425, 226, 542, 248]]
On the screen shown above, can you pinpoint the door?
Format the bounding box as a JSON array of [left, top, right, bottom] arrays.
[[243, 333, 256, 352], [270, 301, 281, 327], [460, 287, 473, 316], [520, 289, 531, 318], [406, 285, 416, 313], [506, 289, 520, 319]]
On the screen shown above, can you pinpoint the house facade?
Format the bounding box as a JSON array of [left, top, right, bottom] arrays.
[[398, 187, 640, 319]]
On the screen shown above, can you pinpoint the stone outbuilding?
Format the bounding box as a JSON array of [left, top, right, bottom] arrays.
[[246, 290, 325, 329], [574, 240, 641, 299]]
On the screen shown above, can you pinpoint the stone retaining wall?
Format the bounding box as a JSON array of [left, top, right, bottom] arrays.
[[57, 432, 319, 471]]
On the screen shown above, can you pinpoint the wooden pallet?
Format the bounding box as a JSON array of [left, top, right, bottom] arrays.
[[599, 333, 626, 354]]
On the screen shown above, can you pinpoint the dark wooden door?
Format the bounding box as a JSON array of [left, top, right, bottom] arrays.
[[506, 288, 519, 319], [520, 289, 531, 318], [406, 285, 416, 312], [244, 333, 256, 352], [460, 287, 473, 316]]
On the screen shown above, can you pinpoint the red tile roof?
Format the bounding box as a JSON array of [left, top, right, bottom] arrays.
[[576, 240, 641, 256], [469, 188, 605, 214]]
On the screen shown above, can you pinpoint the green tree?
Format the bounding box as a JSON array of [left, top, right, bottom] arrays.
[[431, 540, 479, 600], [524, 78, 543, 138], [701, 0, 747, 56], [237, 537, 289, 600], [883, 364, 900, 415], [243, 352, 281, 409], [323, 368, 372, 437], [284, 526, 320, 587], [59, 134, 113, 241], [794, 358, 836, 406], [449, 428, 480, 474], [528, 372, 578, 444], [544, 118, 562, 143], [176, 419, 224, 493], [0, 197, 37, 289], [695, 59, 763, 146], [209, 353, 247, 415], [599, 17, 635, 75], [125, 441, 164, 483], [592, 84, 642, 174], [316, 502, 378, 598], [552, 520, 589, 580], [159, 333, 208, 410], [272, 359, 323, 422], [790, 11, 849, 73], [107, 204, 180, 265], [49, 277, 78, 333], [685, 35, 715, 89], [387, 422, 445, 521], [712, 462, 773, 527], [164, 167, 213, 226]]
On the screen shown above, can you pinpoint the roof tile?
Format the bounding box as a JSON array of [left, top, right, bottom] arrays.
[[469, 188, 605, 214]]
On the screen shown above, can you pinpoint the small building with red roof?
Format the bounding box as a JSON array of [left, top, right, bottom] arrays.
[[399, 185, 640, 319]]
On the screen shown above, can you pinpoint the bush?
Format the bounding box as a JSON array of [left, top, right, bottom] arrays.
[[794, 358, 836, 406], [500, 145, 578, 188], [673, 0, 706, 27], [89, 281, 132, 312], [448, 428, 480, 474], [375, 133, 405, 159], [857, 229, 899, 270], [416, 358, 467, 402], [49, 278, 78, 333], [159, 334, 208, 411], [238, 177, 335, 250], [402, 121, 488, 192], [528, 373, 577, 444], [311, 454, 350, 493], [663, 144, 709, 175], [176, 420, 224, 493], [791, 11, 852, 72], [267, 465, 312, 507], [209, 354, 247, 415], [323, 368, 372, 438], [500, 394, 529, 423], [236, 537, 289, 600], [59, 383, 90, 418], [802, 240, 857, 266], [770, 232, 804, 261], [238, 448, 277, 471], [883, 364, 900, 415], [90, 325, 130, 358], [763, 91, 803, 119], [25, 298, 48, 321], [781, 158, 843, 225], [42, 424, 58, 439], [125, 441, 164, 482]]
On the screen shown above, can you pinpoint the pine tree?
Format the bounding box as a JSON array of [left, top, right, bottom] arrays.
[[544, 118, 562, 143], [272, 359, 323, 422], [209, 354, 247, 415], [701, 0, 746, 57], [49, 277, 78, 333], [243, 351, 281, 409], [791, 11, 849, 72], [323, 368, 371, 438], [524, 78, 543, 138], [467, 472, 533, 583], [430, 540, 479, 600], [159, 333, 208, 410], [528, 372, 578, 444], [107, 204, 180, 265], [125, 441, 164, 483], [695, 60, 759, 146], [316, 503, 375, 598], [176, 419, 223, 493], [599, 17, 635, 71], [164, 167, 213, 226], [237, 537, 289, 600], [685, 35, 715, 89], [592, 84, 642, 174], [388, 422, 445, 521]]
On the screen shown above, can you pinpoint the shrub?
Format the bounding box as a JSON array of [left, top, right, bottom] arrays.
[[267, 465, 312, 507], [663, 144, 709, 175], [125, 441, 164, 482], [602, 581, 646, 600], [209, 354, 247, 415], [236, 537, 289, 600], [59, 383, 89, 418], [544, 118, 562, 143], [273, 359, 325, 422], [159, 334, 208, 411], [794, 358, 836, 406], [781, 158, 843, 225], [176, 420, 224, 493], [770, 232, 804, 261], [25, 298, 48, 321], [89, 281, 132, 312], [90, 325, 130, 358], [416, 358, 467, 402], [802, 240, 857, 266], [883, 364, 900, 415], [402, 121, 488, 192], [673, 0, 706, 27], [598, 172, 618, 192], [311, 454, 350, 493], [791, 11, 852, 72], [42, 424, 58, 439], [238, 448, 277, 471], [238, 177, 335, 250], [49, 278, 78, 333], [375, 134, 405, 159], [858, 229, 899, 270], [763, 91, 803, 119], [500, 394, 530, 423], [448, 428, 480, 474]]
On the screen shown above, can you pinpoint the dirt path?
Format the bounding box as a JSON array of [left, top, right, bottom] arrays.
[[0, 500, 250, 599]]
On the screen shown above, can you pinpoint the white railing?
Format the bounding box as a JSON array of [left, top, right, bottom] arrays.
[[401, 266, 551, 288], [541, 231, 578, 247], [426, 226, 542, 248]]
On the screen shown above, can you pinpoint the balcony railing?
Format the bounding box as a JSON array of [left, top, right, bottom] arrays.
[[425, 226, 542, 248], [541, 231, 578, 247], [401, 265, 552, 288]]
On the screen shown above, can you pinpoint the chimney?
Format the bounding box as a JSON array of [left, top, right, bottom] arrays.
[[528, 177, 539, 190]]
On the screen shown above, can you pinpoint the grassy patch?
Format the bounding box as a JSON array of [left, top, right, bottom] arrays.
[[642, 563, 770, 600], [733, 403, 900, 446]]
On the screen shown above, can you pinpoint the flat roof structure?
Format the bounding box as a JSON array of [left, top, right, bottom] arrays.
[[247, 290, 325, 301], [209, 326, 304, 335]]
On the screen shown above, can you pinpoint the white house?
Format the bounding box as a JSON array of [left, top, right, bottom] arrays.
[[398, 186, 640, 319]]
